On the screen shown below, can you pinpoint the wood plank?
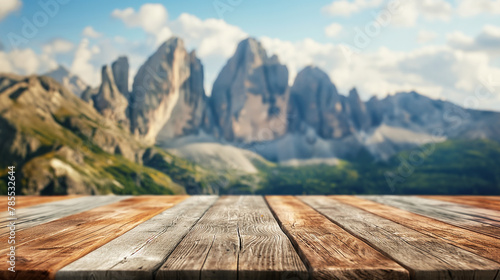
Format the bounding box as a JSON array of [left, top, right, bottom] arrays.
[[0, 195, 187, 280], [157, 196, 308, 280], [420, 195, 500, 212], [363, 195, 500, 239], [300, 196, 500, 280], [237, 196, 307, 280], [56, 196, 218, 280], [157, 196, 241, 280], [0, 195, 81, 209], [333, 195, 500, 263], [266, 196, 408, 280], [0, 196, 129, 236]]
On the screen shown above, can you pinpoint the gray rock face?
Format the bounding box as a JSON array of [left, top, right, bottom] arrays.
[[112, 56, 129, 99], [129, 37, 207, 145], [347, 88, 371, 131], [288, 66, 352, 139], [92, 65, 129, 126], [210, 38, 289, 143], [365, 91, 500, 140], [44, 65, 87, 97]]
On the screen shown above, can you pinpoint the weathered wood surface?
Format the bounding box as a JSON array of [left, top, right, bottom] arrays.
[[266, 196, 408, 280], [363, 195, 500, 239], [300, 196, 500, 280], [0, 196, 129, 236], [421, 195, 500, 211], [2, 195, 500, 280], [57, 196, 218, 280], [157, 196, 307, 280], [236, 196, 307, 280], [0, 196, 187, 280], [333, 195, 500, 263], [0, 195, 81, 209]]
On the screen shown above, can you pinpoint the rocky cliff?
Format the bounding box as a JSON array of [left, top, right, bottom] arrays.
[[40, 37, 500, 162], [92, 64, 129, 126], [210, 38, 289, 142], [288, 66, 352, 139], [129, 37, 207, 145], [44, 65, 88, 97]]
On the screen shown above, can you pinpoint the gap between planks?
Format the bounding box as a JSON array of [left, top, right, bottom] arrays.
[[0, 196, 187, 280], [299, 196, 500, 280], [332, 195, 500, 264], [57, 196, 218, 280], [362, 195, 500, 239], [0, 195, 82, 210], [157, 196, 308, 280], [0, 196, 130, 237], [266, 196, 409, 280], [420, 195, 500, 212]]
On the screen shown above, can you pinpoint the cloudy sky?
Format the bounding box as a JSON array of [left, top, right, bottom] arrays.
[[0, 0, 499, 110]]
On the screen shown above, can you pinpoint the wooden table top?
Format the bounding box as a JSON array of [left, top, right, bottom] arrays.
[[1, 195, 499, 280]]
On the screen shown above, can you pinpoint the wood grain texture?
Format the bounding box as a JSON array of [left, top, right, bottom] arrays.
[[0, 195, 187, 280], [0, 196, 129, 236], [363, 195, 500, 239], [56, 196, 218, 280], [158, 196, 239, 280], [266, 196, 408, 280], [157, 196, 307, 280], [0, 195, 81, 209], [420, 195, 500, 211], [237, 196, 307, 280], [333, 195, 500, 263], [300, 196, 500, 280]]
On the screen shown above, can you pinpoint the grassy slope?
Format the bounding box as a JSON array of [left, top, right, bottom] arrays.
[[0, 75, 197, 195], [256, 139, 500, 195]]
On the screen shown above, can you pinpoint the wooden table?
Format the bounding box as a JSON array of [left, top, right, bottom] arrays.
[[1, 195, 499, 280]]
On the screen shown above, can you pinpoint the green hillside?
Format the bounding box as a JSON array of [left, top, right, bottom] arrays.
[[0, 75, 213, 195], [256, 139, 500, 195]]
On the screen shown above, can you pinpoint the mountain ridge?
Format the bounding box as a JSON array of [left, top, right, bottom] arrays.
[[66, 35, 499, 162]]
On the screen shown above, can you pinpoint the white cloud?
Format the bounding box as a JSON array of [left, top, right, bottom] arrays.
[[417, 30, 438, 44], [170, 13, 247, 93], [42, 38, 74, 54], [113, 5, 247, 92], [103, 3, 500, 110], [322, 0, 383, 16], [0, 0, 21, 21], [170, 13, 247, 58], [457, 0, 500, 17], [70, 38, 100, 85], [0, 48, 57, 75], [82, 26, 103, 38], [391, 0, 452, 27], [418, 0, 453, 21], [325, 23, 343, 38], [112, 4, 168, 34], [447, 25, 500, 55], [0, 52, 13, 73], [261, 36, 500, 109]]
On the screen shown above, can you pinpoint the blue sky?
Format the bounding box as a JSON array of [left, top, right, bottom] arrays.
[[1, 0, 500, 110]]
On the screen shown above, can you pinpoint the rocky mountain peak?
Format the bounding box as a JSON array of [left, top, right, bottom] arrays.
[[288, 66, 351, 138], [347, 88, 371, 130], [44, 65, 87, 97], [129, 36, 207, 145], [210, 37, 289, 142], [92, 64, 129, 125], [348, 88, 360, 100], [111, 56, 129, 98]]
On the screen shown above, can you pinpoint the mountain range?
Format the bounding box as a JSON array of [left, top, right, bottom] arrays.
[[1, 36, 499, 195], [46, 37, 500, 161]]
